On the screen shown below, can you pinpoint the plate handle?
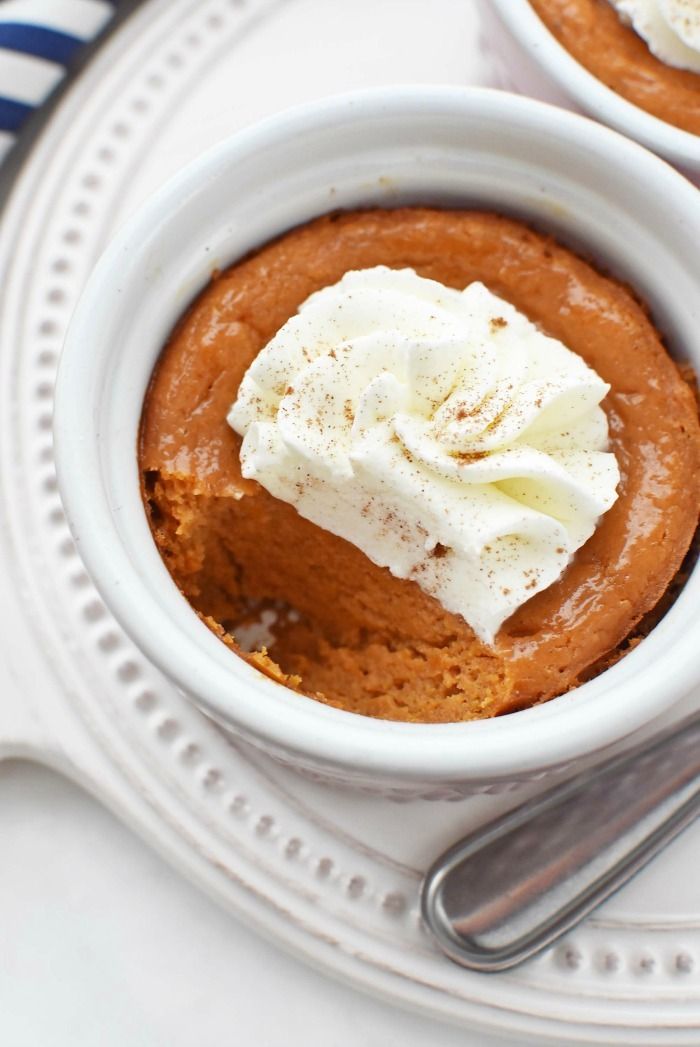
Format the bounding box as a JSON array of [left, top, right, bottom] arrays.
[[0, 644, 58, 762]]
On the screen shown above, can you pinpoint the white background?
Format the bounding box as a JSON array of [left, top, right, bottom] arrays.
[[0, 760, 518, 1047]]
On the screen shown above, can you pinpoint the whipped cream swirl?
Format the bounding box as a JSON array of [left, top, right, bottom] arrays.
[[229, 267, 619, 643], [608, 0, 700, 72]]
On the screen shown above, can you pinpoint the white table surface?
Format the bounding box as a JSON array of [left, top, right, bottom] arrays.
[[1, 760, 527, 1047]]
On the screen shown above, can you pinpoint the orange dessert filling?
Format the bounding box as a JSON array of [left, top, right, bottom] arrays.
[[140, 209, 700, 722]]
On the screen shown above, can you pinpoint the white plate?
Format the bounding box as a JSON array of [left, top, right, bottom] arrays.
[[0, 0, 699, 1041]]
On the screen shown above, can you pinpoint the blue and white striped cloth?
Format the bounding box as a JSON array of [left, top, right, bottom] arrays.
[[0, 0, 118, 163]]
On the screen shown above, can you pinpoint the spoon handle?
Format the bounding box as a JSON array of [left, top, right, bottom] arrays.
[[421, 712, 700, 972]]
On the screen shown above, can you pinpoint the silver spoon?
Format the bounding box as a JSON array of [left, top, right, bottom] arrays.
[[421, 710, 700, 972]]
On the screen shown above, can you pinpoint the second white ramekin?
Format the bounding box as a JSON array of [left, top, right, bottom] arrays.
[[485, 0, 700, 180]]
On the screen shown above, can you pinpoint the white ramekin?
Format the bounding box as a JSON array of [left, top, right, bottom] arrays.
[[54, 87, 700, 797], [484, 0, 700, 180]]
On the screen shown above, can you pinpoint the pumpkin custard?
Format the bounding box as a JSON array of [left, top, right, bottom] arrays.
[[140, 209, 700, 723], [529, 0, 700, 135]]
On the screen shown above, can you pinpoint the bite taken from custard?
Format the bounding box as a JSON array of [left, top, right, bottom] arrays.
[[140, 209, 700, 723]]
